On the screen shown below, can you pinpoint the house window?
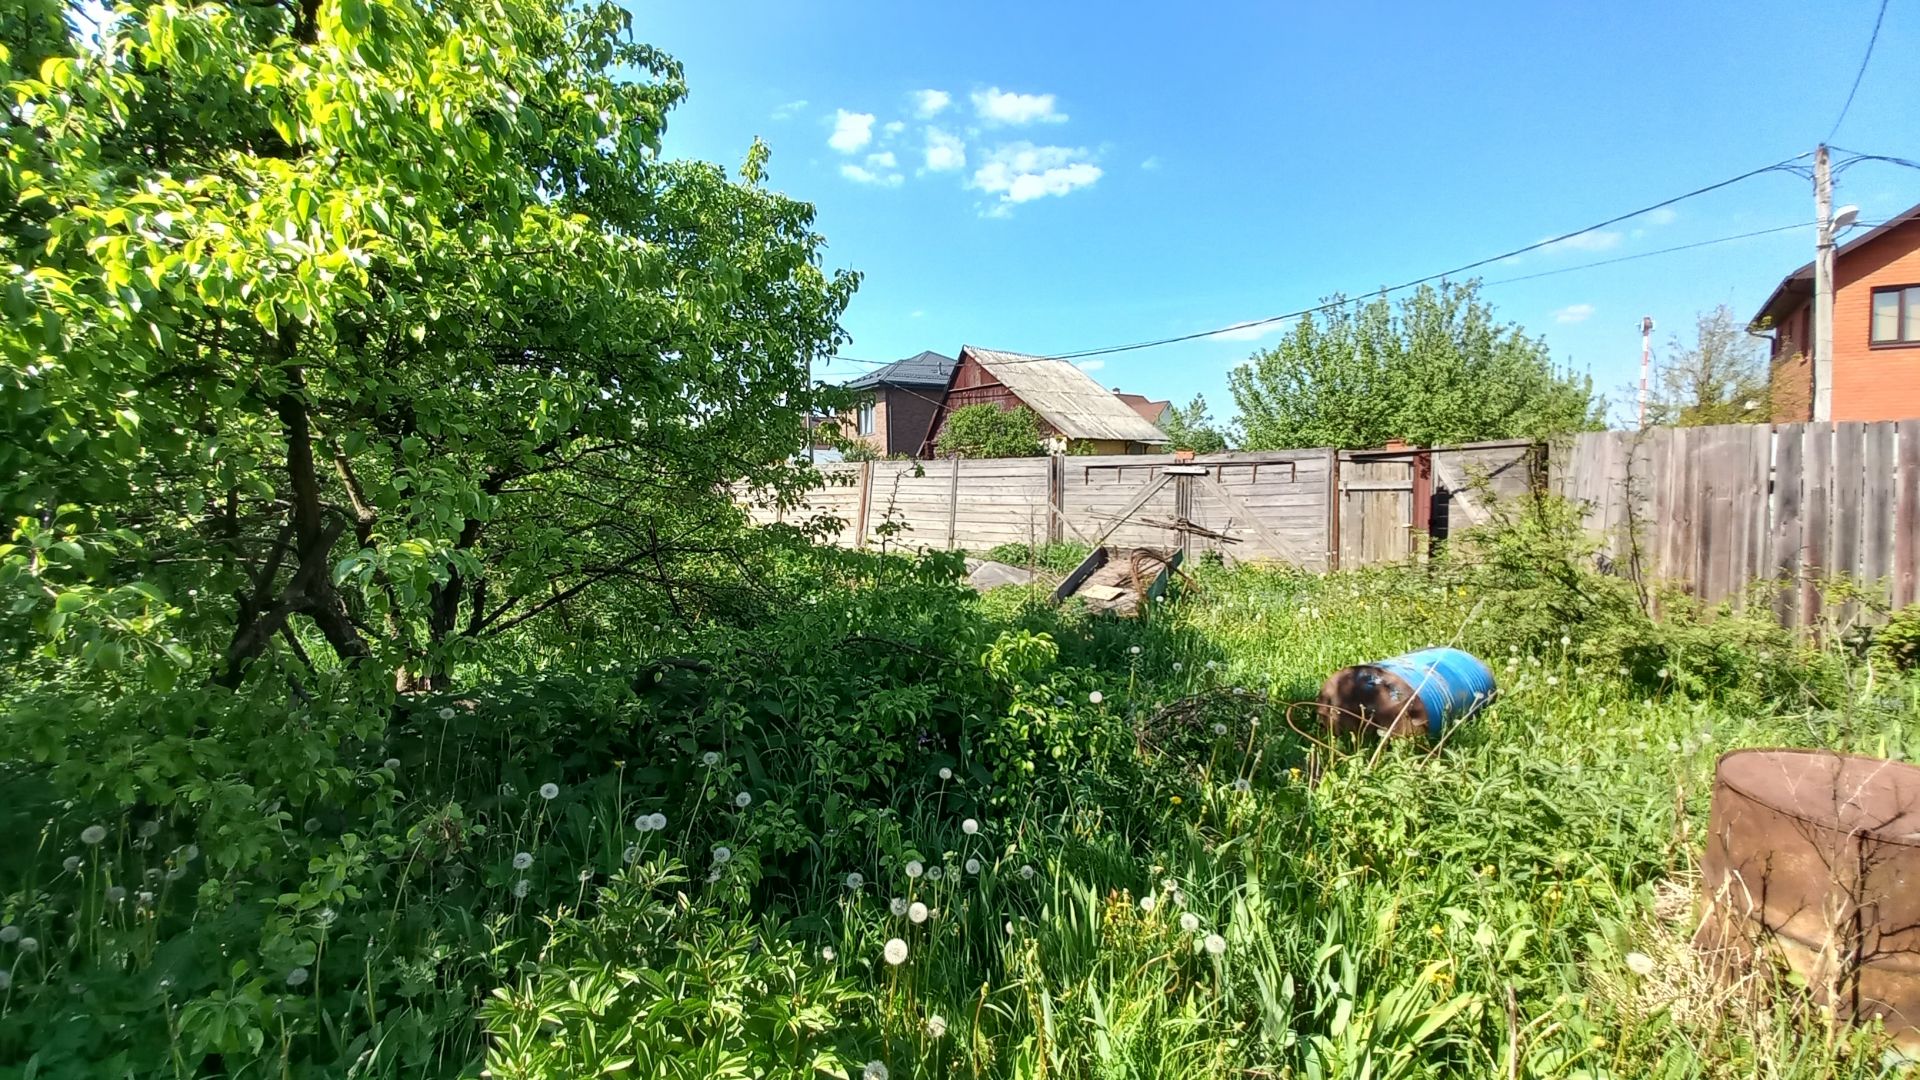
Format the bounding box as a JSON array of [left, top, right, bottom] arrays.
[[856, 401, 876, 436], [1871, 285, 1920, 345]]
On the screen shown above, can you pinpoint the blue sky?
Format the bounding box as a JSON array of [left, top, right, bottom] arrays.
[[634, 0, 1917, 429]]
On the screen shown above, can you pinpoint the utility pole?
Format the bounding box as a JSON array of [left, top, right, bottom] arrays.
[[1638, 316, 1654, 429], [1812, 144, 1834, 422]]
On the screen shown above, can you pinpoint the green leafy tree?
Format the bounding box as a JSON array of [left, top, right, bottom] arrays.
[[1157, 394, 1229, 453], [1228, 281, 1600, 450], [935, 404, 1045, 458], [1, 0, 855, 690], [1644, 305, 1770, 427]]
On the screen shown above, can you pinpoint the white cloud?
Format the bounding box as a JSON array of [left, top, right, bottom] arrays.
[[1542, 229, 1623, 254], [1140, 155, 1162, 171], [882, 120, 905, 136], [971, 142, 1102, 206], [912, 89, 952, 118], [972, 87, 1065, 126], [1210, 320, 1288, 342], [1646, 207, 1679, 226], [828, 110, 875, 153], [771, 99, 808, 120], [923, 127, 966, 172], [866, 151, 898, 168], [1555, 303, 1596, 324], [840, 162, 903, 187], [1075, 359, 1107, 372]]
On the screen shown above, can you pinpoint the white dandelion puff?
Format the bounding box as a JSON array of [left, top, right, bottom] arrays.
[[634, 815, 654, 832], [1088, 691, 1103, 704], [62, 856, 82, 874], [647, 813, 666, 831], [1172, 662, 1183, 672], [965, 858, 982, 874], [735, 791, 753, 808], [1657, 668, 1669, 679], [927, 866, 943, 881], [1020, 863, 1036, 879], [1560, 635, 1571, 646], [1203, 933, 1227, 956], [1212, 722, 1227, 736], [138, 820, 160, 839], [383, 758, 401, 771], [286, 967, 309, 987], [623, 845, 640, 864], [1129, 645, 1141, 655], [928, 1014, 948, 1038], [1179, 912, 1201, 933], [512, 852, 533, 870], [17, 937, 37, 954], [821, 946, 836, 962], [106, 886, 126, 904], [712, 846, 732, 865], [0, 926, 16, 944], [539, 782, 560, 800], [905, 860, 924, 879], [961, 818, 979, 835], [863, 1062, 890, 1080], [1625, 951, 1656, 976], [1139, 894, 1156, 913], [702, 751, 721, 766], [80, 825, 107, 846], [883, 938, 909, 965], [845, 872, 864, 890], [938, 766, 952, 780], [891, 897, 909, 916], [908, 901, 929, 924], [438, 707, 456, 721], [1232, 778, 1251, 792], [512, 879, 530, 898]]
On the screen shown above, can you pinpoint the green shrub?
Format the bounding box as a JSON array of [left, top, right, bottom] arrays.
[[935, 404, 1045, 458], [983, 541, 1093, 573], [1874, 603, 1920, 671]]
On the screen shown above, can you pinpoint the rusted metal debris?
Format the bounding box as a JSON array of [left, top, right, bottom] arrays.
[[1315, 648, 1496, 739], [1695, 749, 1920, 1052], [1051, 546, 1183, 616]]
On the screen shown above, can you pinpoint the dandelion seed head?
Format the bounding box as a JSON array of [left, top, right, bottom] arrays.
[[961, 818, 978, 835], [965, 858, 981, 875], [1172, 662, 1182, 672], [1203, 933, 1227, 956], [712, 846, 732, 865], [905, 860, 924, 879], [0, 926, 16, 944], [647, 813, 666, 831], [821, 946, 836, 961], [438, 707, 456, 721], [1020, 863, 1036, 879], [1138, 894, 1156, 913], [105, 886, 126, 904], [1088, 690, 1103, 705], [62, 856, 82, 873], [702, 751, 720, 766], [891, 897, 908, 916], [1129, 645, 1141, 655], [734, 791, 752, 808], [1626, 951, 1656, 976], [383, 758, 401, 771], [938, 767, 952, 780], [845, 872, 864, 890], [17, 938, 36, 954], [928, 1014, 948, 1038], [286, 967, 309, 987], [80, 825, 107, 846], [909, 901, 929, 924], [623, 844, 640, 864], [863, 1062, 890, 1080], [512, 852, 533, 870], [1212, 722, 1227, 735], [1657, 668, 1669, 679], [1232, 778, 1251, 792], [883, 938, 908, 965], [137, 820, 160, 839], [634, 815, 654, 832], [1180, 912, 1201, 932], [511, 879, 531, 898], [539, 782, 560, 800], [927, 866, 943, 881]]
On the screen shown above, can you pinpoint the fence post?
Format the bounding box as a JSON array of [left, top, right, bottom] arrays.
[[946, 455, 960, 550], [855, 460, 873, 550], [1047, 455, 1065, 546], [1326, 448, 1341, 571]]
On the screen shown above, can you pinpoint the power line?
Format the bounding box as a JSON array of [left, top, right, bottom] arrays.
[[1037, 152, 1812, 362], [1482, 221, 1822, 286], [1828, 0, 1892, 142]]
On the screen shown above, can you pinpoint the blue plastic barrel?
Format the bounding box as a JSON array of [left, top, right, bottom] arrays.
[[1371, 647, 1498, 738]]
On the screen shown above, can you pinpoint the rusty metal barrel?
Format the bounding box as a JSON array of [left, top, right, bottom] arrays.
[[1316, 647, 1495, 738], [1695, 749, 1920, 1051]]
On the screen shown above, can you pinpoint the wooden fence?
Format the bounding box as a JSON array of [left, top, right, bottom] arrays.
[[1554, 421, 1920, 628], [740, 442, 1538, 572]]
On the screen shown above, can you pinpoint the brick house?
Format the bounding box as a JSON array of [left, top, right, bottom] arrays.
[[1753, 201, 1920, 422], [836, 351, 955, 457], [922, 345, 1170, 456]]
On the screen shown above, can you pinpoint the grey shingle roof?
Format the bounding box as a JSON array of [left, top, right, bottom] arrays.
[[844, 351, 957, 389]]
